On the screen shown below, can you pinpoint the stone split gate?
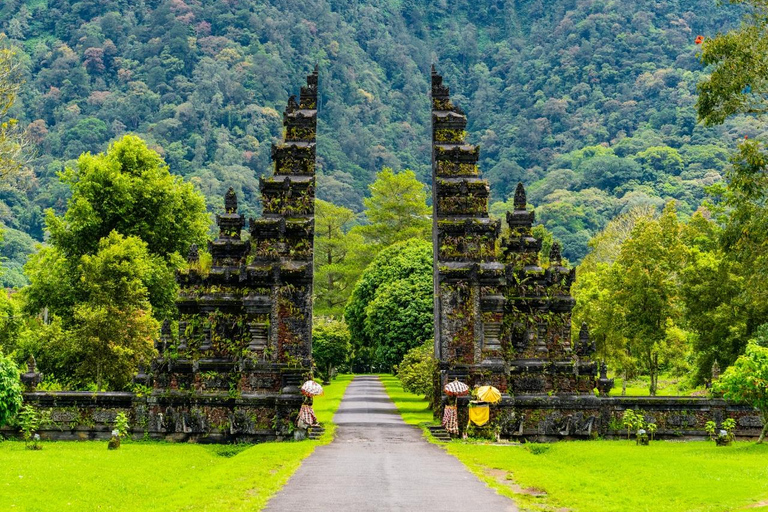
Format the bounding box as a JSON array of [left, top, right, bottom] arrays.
[[6, 68, 762, 442]]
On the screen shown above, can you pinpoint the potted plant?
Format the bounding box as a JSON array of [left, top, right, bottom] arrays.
[[622, 409, 656, 445], [705, 418, 736, 446]]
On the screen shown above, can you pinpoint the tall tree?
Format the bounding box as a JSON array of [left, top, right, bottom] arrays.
[[47, 135, 209, 263], [353, 168, 431, 251], [697, 0, 768, 125], [696, 0, 768, 364], [26, 135, 208, 320], [344, 238, 433, 372], [609, 203, 689, 395], [71, 232, 159, 390], [575, 204, 693, 394], [313, 199, 367, 318], [573, 206, 655, 392], [19, 136, 208, 388], [678, 212, 751, 383], [312, 318, 351, 382]]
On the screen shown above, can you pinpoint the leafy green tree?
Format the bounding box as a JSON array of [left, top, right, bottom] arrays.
[[715, 340, 768, 443], [352, 168, 431, 251], [22, 247, 78, 321], [0, 287, 22, 356], [13, 315, 76, 387], [364, 273, 434, 371], [47, 135, 208, 262], [679, 213, 751, 383], [577, 204, 695, 394], [632, 146, 685, 179], [70, 232, 160, 390], [344, 238, 433, 371], [26, 135, 207, 321], [696, 1, 768, 368], [312, 318, 351, 382], [314, 199, 368, 318], [697, 0, 768, 125], [609, 203, 688, 395], [0, 349, 22, 427], [574, 207, 657, 392], [579, 155, 644, 191]]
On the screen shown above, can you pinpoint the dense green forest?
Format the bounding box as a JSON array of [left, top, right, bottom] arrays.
[[0, 0, 766, 397], [0, 0, 758, 287]]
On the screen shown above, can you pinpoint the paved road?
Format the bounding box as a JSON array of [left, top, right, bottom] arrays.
[[264, 375, 517, 512]]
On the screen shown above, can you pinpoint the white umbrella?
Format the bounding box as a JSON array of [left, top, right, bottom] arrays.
[[301, 380, 324, 397]]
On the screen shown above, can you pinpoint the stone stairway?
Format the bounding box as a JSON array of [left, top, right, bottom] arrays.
[[307, 425, 325, 440], [427, 425, 451, 442]]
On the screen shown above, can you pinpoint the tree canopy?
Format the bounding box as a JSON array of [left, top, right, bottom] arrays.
[[10, 135, 208, 389], [344, 238, 433, 372]]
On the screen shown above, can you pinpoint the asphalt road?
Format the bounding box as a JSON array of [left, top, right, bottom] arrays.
[[264, 375, 517, 512]]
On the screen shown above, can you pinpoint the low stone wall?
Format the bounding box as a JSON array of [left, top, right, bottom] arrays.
[[1, 391, 304, 443], [449, 395, 763, 441]]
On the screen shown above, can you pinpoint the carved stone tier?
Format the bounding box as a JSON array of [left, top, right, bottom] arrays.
[[271, 144, 316, 175]]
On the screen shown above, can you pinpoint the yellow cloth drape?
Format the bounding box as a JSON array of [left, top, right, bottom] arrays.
[[468, 404, 490, 426]]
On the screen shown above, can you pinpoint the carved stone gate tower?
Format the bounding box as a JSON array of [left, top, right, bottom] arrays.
[[144, 68, 319, 440], [431, 67, 599, 406]]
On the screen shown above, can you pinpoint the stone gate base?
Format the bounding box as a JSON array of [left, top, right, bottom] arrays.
[[447, 395, 763, 441], [1, 390, 304, 443]]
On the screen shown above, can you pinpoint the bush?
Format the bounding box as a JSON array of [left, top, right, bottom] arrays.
[[312, 318, 351, 382], [395, 341, 437, 402], [344, 238, 433, 371], [0, 350, 22, 428]]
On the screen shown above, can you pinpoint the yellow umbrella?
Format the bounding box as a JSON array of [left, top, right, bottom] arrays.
[[476, 385, 502, 404]]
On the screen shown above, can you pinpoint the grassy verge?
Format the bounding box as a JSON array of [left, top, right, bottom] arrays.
[[378, 374, 434, 427], [0, 374, 353, 512], [380, 374, 768, 512]]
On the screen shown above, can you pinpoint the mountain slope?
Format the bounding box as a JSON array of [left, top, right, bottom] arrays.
[[0, 0, 750, 282]]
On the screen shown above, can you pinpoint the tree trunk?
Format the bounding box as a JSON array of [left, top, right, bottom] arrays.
[[759, 412, 768, 444], [649, 352, 658, 396], [96, 362, 103, 392], [622, 370, 627, 396]]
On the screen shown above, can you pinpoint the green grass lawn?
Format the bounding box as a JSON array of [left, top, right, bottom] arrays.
[[610, 374, 707, 397], [381, 373, 768, 512], [0, 374, 353, 512]]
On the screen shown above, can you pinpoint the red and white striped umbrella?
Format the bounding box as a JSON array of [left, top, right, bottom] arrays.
[[444, 379, 470, 397], [301, 380, 324, 397]]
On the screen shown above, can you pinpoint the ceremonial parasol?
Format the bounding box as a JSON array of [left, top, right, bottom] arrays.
[[476, 385, 502, 404], [444, 379, 470, 397], [301, 380, 324, 397]]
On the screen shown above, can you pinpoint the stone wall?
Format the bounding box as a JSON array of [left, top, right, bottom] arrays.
[[447, 395, 762, 441], [2, 390, 303, 442]]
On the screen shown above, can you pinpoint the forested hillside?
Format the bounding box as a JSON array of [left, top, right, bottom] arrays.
[[0, 0, 752, 286]]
